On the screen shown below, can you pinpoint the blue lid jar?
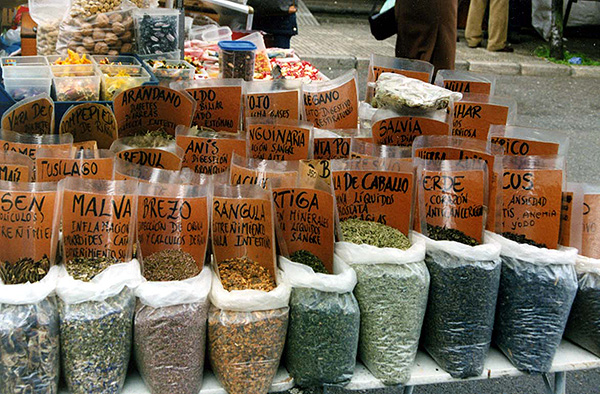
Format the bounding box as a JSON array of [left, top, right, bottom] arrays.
[[218, 41, 257, 52]]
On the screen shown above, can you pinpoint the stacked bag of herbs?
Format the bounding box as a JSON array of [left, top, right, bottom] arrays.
[[209, 184, 291, 394], [413, 156, 502, 378], [0, 181, 61, 394], [56, 178, 142, 394], [134, 181, 212, 394], [489, 155, 578, 373], [273, 174, 360, 387], [332, 157, 429, 386]]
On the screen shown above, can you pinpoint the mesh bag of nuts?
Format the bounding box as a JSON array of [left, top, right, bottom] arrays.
[[56, 0, 144, 56]]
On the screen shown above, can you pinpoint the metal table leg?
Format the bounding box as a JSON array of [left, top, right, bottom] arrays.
[[404, 386, 414, 394], [543, 372, 567, 394]]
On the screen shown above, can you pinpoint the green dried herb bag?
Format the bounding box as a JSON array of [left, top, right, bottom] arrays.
[[208, 267, 291, 394], [0, 266, 60, 394], [415, 233, 501, 379], [565, 256, 600, 358], [56, 261, 143, 394], [134, 267, 212, 394], [335, 239, 429, 385], [280, 256, 360, 387], [488, 233, 578, 373]]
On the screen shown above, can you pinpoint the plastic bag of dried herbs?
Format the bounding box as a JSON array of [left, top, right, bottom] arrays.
[[134, 266, 211, 394], [0, 266, 60, 394], [56, 260, 143, 394], [413, 232, 501, 379], [280, 256, 360, 388], [487, 232, 578, 373], [565, 255, 600, 358], [208, 266, 291, 394], [335, 237, 429, 386]]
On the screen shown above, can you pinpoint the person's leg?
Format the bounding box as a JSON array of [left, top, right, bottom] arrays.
[[487, 0, 509, 50], [395, 0, 437, 62], [431, 0, 458, 71], [465, 0, 488, 48], [271, 34, 292, 49]]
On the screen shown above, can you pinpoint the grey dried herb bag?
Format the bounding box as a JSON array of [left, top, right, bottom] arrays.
[[415, 233, 501, 378], [335, 240, 429, 385], [280, 256, 360, 387], [208, 267, 291, 394], [134, 267, 212, 394], [565, 256, 600, 358], [488, 233, 578, 373], [56, 261, 142, 394], [0, 267, 60, 394]]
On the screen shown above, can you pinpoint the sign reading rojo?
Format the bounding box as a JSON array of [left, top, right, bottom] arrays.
[[1, 96, 54, 134], [113, 86, 196, 137], [244, 90, 300, 120], [59, 103, 118, 149]]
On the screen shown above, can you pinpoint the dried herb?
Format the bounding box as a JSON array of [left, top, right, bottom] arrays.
[[135, 299, 209, 394], [0, 256, 50, 285], [188, 125, 217, 136], [341, 219, 411, 250], [217, 257, 276, 292], [60, 288, 135, 394], [0, 297, 59, 394], [565, 272, 600, 358], [66, 256, 118, 282], [285, 287, 360, 387], [501, 232, 547, 249], [127, 129, 174, 148], [289, 250, 328, 274], [422, 249, 501, 378], [494, 256, 578, 373], [427, 224, 479, 246], [351, 261, 429, 385], [143, 249, 200, 281], [208, 306, 289, 394]]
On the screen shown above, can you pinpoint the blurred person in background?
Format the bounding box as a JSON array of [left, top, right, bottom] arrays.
[[248, 0, 298, 49], [395, 0, 458, 71], [465, 0, 514, 52]]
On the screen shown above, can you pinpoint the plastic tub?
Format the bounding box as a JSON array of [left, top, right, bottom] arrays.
[[101, 66, 151, 101], [52, 66, 101, 102], [94, 55, 143, 75], [4, 77, 52, 101], [144, 59, 195, 87], [201, 26, 232, 43], [1, 56, 49, 69], [218, 40, 256, 81]]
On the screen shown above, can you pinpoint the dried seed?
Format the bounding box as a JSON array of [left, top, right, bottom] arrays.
[[217, 257, 276, 292]]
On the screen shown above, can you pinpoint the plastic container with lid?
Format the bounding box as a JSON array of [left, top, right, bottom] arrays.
[[201, 26, 233, 43], [1, 56, 50, 82], [218, 41, 257, 82], [51, 65, 101, 102], [134, 8, 181, 56], [101, 66, 151, 101], [138, 51, 182, 61], [1, 56, 49, 69], [144, 59, 195, 87], [94, 55, 143, 75], [4, 74, 52, 101]]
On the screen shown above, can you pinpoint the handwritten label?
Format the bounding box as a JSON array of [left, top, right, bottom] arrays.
[[333, 170, 413, 235], [0, 164, 31, 182], [304, 79, 358, 129], [138, 195, 209, 268], [247, 124, 311, 160], [583, 194, 600, 258], [452, 102, 509, 140], [444, 80, 491, 95], [300, 160, 332, 186], [1, 140, 71, 160], [73, 140, 99, 151], [369, 66, 430, 83], [62, 190, 134, 262], [177, 135, 246, 175], [230, 163, 297, 189], [314, 137, 351, 159], [59, 103, 118, 149], [0, 190, 56, 264], [502, 169, 562, 249], [559, 191, 574, 248], [273, 187, 335, 273], [244, 91, 299, 120], [117, 148, 182, 171], [490, 136, 559, 156], [35, 157, 114, 182], [1, 97, 54, 134], [114, 86, 195, 137], [186, 86, 242, 132], [212, 197, 277, 277], [372, 117, 450, 146], [421, 169, 486, 243]]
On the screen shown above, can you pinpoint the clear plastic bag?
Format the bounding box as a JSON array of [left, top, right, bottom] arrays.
[[335, 239, 429, 385], [281, 256, 359, 387], [565, 255, 600, 358], [29, 0, 69, 55], [0, 266, 60, 394], [134, 267, 212, 394], [414, 232, 501, 378], [488, 232, 578, 373]]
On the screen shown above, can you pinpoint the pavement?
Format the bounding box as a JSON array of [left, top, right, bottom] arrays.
[[291, 19, 600, 79]]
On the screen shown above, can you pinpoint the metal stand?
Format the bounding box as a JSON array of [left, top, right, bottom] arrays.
[[543, 372, 567, 394]]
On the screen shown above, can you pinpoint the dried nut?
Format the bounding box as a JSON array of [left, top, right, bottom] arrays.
[[109, 13, 123, 24], [108, 50, 120, 56], [76, 46, 87, 55], [122, 16, 133, 30], [67, 40, 78, 50], [94, 41, 109, 54], [73, 30, 83, 42], [92, 28, 106, 41], [81, 23, 94, 36], [112, 22, 125, 35], [82, 36, 95, 50], [120, 43, 133, 53], [105, 32, 118, 46], [95, 13, 109, 28]]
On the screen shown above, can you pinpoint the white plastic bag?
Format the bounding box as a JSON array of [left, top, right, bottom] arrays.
[[487, 232, 578, 373], [29, 0, 69, 55], [281, 256, 360, 387], [135, 267, 212, 394], [335, 238, 429, 385]]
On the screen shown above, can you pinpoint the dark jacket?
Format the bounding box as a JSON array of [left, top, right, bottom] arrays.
[[249, 0, 298, 36]]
